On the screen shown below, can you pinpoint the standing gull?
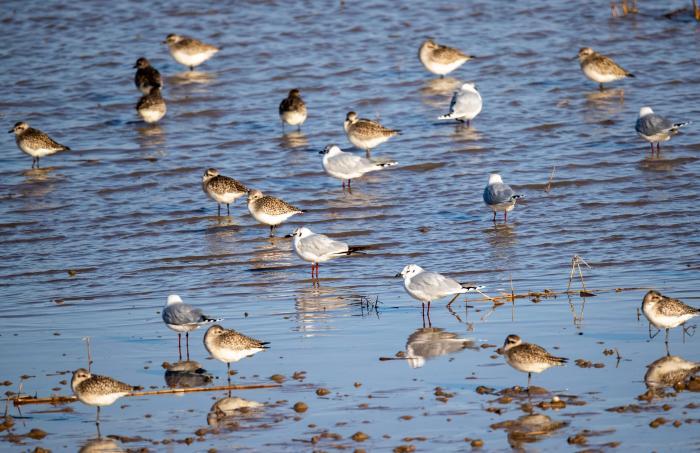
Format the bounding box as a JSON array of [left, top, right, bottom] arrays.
[[203, 325, 269, 384], [202, 168, 248, 217], [344, 111, 399, 157], [483, 173, 522, 222], [437, 82, 482, 126], [577, 47, 634, 90], [279, 88, 307, 131], [286, 226, 366, 279], [164, 33, 219, 71], [320, 144, 397, 189], [162, 294, 222, 360], [418, 39, 474, 77], [71, 368, 136, 436], [247, 189, 304, 237], [136, 87, 166, 123], [502, 334, 567, 390], [133, 57, 162, 95], [642, 290, 699, 349], [635, 107, 689, 156], [9, 121, 70, 168]]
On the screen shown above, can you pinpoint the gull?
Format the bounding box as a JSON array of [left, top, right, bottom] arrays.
[[279, 88, 307, 131], [247, 189, 304, 236], [319, 144, 397, 189], [483, 173, 522, 222], [642, 290, 699, 349], [162, 294, 222, 360], [201, 168, 248, 217], [635, 107, 689, 156], [577, 47, 634, 90], [396, 264, 483, 318], [136, 86, 166, 123], [344, 111, 399, 157], [9, 121, 71, 168], [286, 226, 366, 279], [163, 33, 219, 71], [71, 368, 136, 435], [133, 57, 162, 95], [502, 334, 567, 390], [418, 39, 474, 77], [203, 325, 269, 384], [437, 82, 482, 126]]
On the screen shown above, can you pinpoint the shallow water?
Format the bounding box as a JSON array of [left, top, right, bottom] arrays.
[[2, 0, 700, 450]]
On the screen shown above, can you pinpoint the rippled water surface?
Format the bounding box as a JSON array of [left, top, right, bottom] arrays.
[[2, 0, 700, 451]]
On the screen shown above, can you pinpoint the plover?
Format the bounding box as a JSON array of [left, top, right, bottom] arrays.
[[286, 226, 366, 279], [635, 107, 689, 156], [396, 264, 483, 317], [279, 88, 307, 131], [344, 111, 399, 156], [644, 355, 700, 390], [247, 189, 304, 236], [483, 173, 522, 222], [437, 82, 482, 126], [71, 368, 136, 431], [405, 327, 476, 369], [642, 290, 699, 346], [319, 144, 397, 189], [164, 34, 219, 70], [136, 86, 166, 123], [502, 334, 567, 389], [9, 121, 71, 168], [133, 57, 162, 95], [203, 324, 269, 383], [162, 294, 222, 360], [418, 39, 474, 77], [577, 47, 634, 90], [202, 168, 248, 217]]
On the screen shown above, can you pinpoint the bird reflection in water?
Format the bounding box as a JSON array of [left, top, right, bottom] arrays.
[[280, 131, 308, 150], [78, 437, 124, 453], [644, 355, 699, 394], [294, 285, 352, 335], [164, 360, 213, 388], [404, 325, 477, 368], [583, 88, 625, 121], [420, 77, 462, 106], [491, 413, 567, 449], [18, 167, 58, 198], [451, 124, 483, 143], [135, 123, 165, 150], [207, 396, 264, 428], [169, 70, 216, 86]]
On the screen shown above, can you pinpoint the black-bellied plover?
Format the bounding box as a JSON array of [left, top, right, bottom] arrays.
[[164, 34, 219, 71], [319, 144, 397, 189], [162, 294, 222, 360], [133, 57, 162, 95], [279, 88, 307, 131], [286, 226, 366, 279], [202, 168, 248, 217], [577, 47, 634, 90], [247, 189, 303, 237], [642, 290, 699, 348], [136, 86, 166, 123], [483, 173, 522, 222], [203, 325, 269, 383], [437, 82, 482, 126], [502, 334, 567, 390], [635, 107, 689, 156], [344, 111, 399, 157], [418, 39, 474, 77], [71, 368, 136, 433], [9, 121, 70, 168]]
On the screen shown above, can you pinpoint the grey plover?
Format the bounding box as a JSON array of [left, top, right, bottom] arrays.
[[320, 144, 397, 188], [644, 355, 700, 390], [133, 57, 162, 95], [577, 47, 634, 90], [642, 290, 699, 346], [203, 324, 269, 382], [418, 39, 474, 77], [136, 86, 166, 123], [483, 173, 522, 222], [437, 82, 482, 126], [202, 168, 248, 217], [344, 111, 399, 156], [396, 264, 482, 317], [9, 121, 70, 168], [286, 226, 366, 279], [247, 189, 303, 236], [502, 334, 567, 389], [635, 107, 689, 156], [279, 88, 307, 131], [162, 294, 222, 359], [71, 368, 136, 431], [164, 34, 219, 70]]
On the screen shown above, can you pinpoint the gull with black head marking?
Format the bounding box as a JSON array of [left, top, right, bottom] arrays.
[[635, 107, 689, 156], [136, 86, 166, 123], [286, 226, 367, 279], [71, 368, 137, 436], [418, 39, 474, 77], [162, 294, 222, 360], [279, 88, 307, 131], [202, 168, 248, 217], [9, 122, 71, 168], [204, 325, 269, 384], [437, 82, 482, 126], [642, 290, 699, 350], [502, 334, 567, 390], [483, 173, 522, 222], [344, 111, 399, 157], [247, 189, 304, 237], [577, 47, 634, 90], [320, 144, 397, 189], [164, 33, 219, 71], [133, 57, 162, 95]]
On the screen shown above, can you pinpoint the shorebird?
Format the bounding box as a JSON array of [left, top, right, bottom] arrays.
[[418, 39, 474, 77], [247, 189, 304, 237], [577, 47, 634, 90], [163, 33, 219, 70], [133, 57, 162, 95], [286, 226, 366, 279], [396, 264, 483, 320], [71, 368, 136, 435], [9, 122, 70, 168], [319, 144, 397, 189], [344, 111, 399, 157], [136, 86, 166, 123], [642, 290, 699, 348], [203, 325, 269, 383], [279, 88, 307, 131], [502, 334, 567, 389], [437, 82, 482, 126], [635, 107, 689, 156], [202, 168, 248, 217], [483, 173, 522, 222], [162, 294, 222, 360]]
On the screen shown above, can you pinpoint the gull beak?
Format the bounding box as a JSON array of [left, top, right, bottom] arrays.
[[318, 150, 325, 154], [284, 233, 293, 238]]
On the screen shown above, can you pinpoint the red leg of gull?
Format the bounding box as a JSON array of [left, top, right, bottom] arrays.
[[342, 181, 345, 189]]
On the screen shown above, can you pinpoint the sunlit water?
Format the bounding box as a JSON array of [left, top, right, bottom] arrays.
[[1, 0, 699, 450]]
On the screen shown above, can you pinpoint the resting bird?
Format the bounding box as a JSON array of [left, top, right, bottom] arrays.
[[437, 82, 482, 126], [418, 39, 474, 77], [635, 107, 689, 156]]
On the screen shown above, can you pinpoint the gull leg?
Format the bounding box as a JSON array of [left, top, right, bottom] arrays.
[[426, 302, 432, 327], [348, 179, 351, 189], [467, 119, 471, 128], [492, 211, 497, 223], [178, 333, 182, 360], [447, 293, 460, 308], [316, 263, 320, 279]]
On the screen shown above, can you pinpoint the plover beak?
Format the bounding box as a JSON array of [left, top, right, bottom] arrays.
[[394, 273, 402, 278], [7, 129, 13, 133]]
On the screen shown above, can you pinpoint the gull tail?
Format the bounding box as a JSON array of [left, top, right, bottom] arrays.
[[511, 194, 524, 201], [201, 317, 223, 324], [376, 160, 398, 168], [460, 284, 485, 292], [671, 121, 690, 131], [437, 113, 457, 120], [345, 245, 371, 255]]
